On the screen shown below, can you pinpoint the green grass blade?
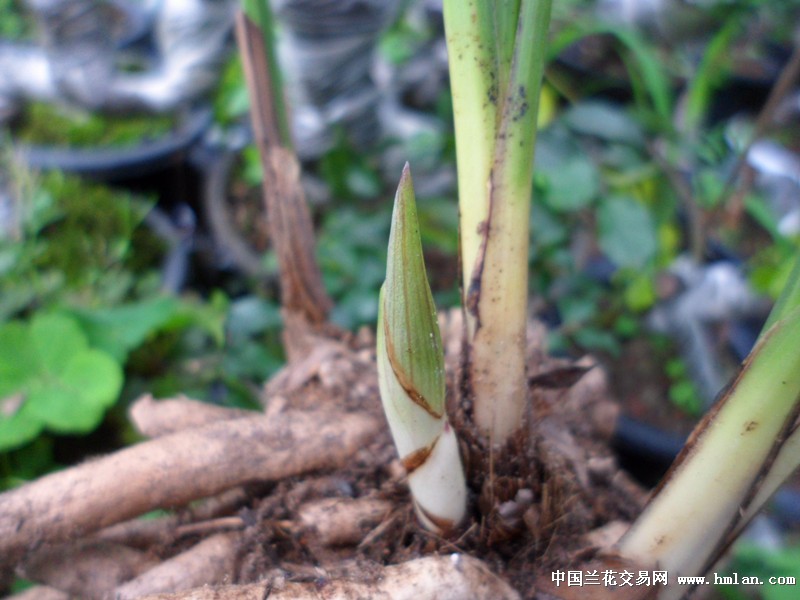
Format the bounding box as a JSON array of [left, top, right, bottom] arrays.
[[682, 17, 740, 133], [549, 22, 672, 123]]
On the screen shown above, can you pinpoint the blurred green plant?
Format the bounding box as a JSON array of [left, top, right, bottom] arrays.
[[319, 137, 383, 202], [378, 13, 431, 66], [720, 541, 800, 600], [0, 0, 32, 40], [665, 357, 704, 416], [131, 293, 284, 409], [527, 0, 799, 365], [530, 102, 672, 355], [213, 55, 251, 127], [0, 169, 160, 319], [0, 165, 278, 487], [317, 206, 389, 329], [14, 103, 177, 148], [0, 313, 123, 452]]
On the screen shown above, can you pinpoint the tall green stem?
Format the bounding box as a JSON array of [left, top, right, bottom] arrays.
[[445, 0, 552, 444], [444, 0, 498, 309]]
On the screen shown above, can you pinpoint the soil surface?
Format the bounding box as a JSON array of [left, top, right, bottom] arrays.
[[229, 313, 646, 596]]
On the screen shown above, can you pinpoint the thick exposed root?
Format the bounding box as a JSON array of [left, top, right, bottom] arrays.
[[0, 409, 377, 567], [93, 487, 251, 549], [19, 541, 158, 599], [4, 587, 69, 600], [129, 394, 252, 438], [294, 497, 394, 547], [114, 533, 240, 600], [137, 554, 521, 600]]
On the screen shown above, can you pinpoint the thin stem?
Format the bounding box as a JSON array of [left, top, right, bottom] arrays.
[[240, 0, 292, 148], [235, 9, 332, 326]]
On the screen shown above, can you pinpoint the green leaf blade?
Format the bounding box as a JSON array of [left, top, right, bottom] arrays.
[[494, 0, 522, 100], [0, 313, 123, 448], [30, 313, 88, 377], [598, 196, 657, 269], [493, 0, 553, 198], [67, 296, 180, 363], [0, 401, 43, 453]]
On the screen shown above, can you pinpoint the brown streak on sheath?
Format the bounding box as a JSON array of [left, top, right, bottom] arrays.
[[382, 307, 442, 419], [401, 435, 440, 475], [466, 170, 497, 331], [414, 500, 456, 534], [466, 218, 489, 325]]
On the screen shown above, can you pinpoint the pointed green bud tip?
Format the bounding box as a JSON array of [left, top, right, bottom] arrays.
[[381, 165, 445, 417]]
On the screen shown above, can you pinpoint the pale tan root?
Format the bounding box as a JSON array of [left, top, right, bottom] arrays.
[[265, 334, 351, 398], [94, 487, 250, 549], [129, 394, 252, 438], [114, 533, 239, 600], [3, 586, 69, 600], [582, 520, 630, 550], [0, 410, 377, 567], [18, 541, 158, 600], [94, 489, 385, 570], [138, 554, 521, 600], [295, 497, 393, 546]]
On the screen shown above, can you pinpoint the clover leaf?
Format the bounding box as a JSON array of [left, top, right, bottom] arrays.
[[0, 313, 123, 451]]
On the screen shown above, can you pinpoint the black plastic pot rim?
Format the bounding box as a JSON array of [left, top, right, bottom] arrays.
[[13, 107, 212, 181]]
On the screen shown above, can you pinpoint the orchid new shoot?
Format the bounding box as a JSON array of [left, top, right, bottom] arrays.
[[616, 254, 800, 599], [444, 0, 553, 444], [376, 165, 467, 534]]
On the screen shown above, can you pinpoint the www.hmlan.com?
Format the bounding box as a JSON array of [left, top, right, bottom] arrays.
[[551, 569, 797, 588], [681, 573, 796, 586]]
